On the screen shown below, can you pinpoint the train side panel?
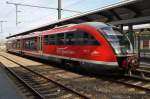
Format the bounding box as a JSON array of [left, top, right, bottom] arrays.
[[41, 25, 117, 66]]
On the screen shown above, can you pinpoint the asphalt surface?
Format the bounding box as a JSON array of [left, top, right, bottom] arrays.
[[0, 65, 26, 99]]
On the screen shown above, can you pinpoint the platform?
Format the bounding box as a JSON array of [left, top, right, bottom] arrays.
[[0, 63, 26, 99]]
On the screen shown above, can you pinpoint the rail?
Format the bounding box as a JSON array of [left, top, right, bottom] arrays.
[[0, 55, 90, 99]]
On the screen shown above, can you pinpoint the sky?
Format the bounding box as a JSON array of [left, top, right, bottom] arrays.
[[0, 0, 125, 40]]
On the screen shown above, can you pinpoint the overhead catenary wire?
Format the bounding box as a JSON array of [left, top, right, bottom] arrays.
[[6, 1, 82, 20], [6, 0, 83, 25]]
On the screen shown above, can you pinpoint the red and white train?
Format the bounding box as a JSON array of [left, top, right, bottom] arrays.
[[6, 22, 139, 71]]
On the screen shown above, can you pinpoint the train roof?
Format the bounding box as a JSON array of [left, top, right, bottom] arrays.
[[48, 22, 110, 30], [6, 22, 118, 39], [82, 22, 111, 29]]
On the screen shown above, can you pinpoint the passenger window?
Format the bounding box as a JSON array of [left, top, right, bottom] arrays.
[[24, 39, 30, 49], [76, 31, 99, 46], [83, 32, 99, 45], [24, 37, 37, 50], [44, 34, 57, 45], [12, 40, 20, 49], [56, 33, 64, 45], [74, 31, 84, 45], [65, 32, 75, 45], [48, 35, 56, 45], [43, 31, 99, 46], [31, 38, 37, 50], [44, 35, 48, 45]]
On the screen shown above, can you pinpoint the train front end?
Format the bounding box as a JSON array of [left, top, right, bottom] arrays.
[[98, 25, 139, 71]]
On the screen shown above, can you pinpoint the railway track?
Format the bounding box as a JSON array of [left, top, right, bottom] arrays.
[[131, 63, 150, 79], [0, 55, 90, 99], [136, 69, 150, 78], [114, 75, 150, 91], [89, 69, 150, 93], [109, 69, 150, 92], [140, 63, 150, 67], [139, 62, 150, 71], [109, 62, 150, 92], [0, 53, 150, 99]]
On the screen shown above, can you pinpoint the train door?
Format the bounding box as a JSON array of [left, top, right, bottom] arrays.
[[38, 35, 42, 55]]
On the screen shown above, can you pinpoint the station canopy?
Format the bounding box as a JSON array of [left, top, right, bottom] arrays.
[[7, 0, 150, 39]]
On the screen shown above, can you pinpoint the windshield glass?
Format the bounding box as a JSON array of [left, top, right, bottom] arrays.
[[99, 26, 133, 55]]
